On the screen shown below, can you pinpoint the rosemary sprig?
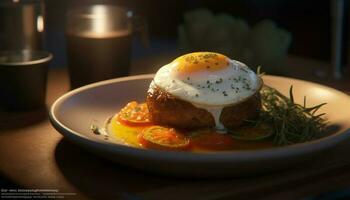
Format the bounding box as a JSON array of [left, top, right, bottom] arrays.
[[256, 85, 327, 145]]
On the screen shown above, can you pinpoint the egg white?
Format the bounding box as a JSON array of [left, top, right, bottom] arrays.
[[153, 59, 261, 105]]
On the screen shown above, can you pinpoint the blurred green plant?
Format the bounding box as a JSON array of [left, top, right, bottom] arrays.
[[178, 8, 292, 75]]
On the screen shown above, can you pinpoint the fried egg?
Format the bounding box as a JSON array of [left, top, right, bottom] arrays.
[[150, 52, 262, 131]]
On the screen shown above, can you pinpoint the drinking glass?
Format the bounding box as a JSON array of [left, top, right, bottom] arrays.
[[66, 4, 142, 89]]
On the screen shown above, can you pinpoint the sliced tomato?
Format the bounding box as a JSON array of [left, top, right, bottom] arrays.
[[191, 130, 235, 150], [138, 126, 190, 151], [117, 101, 152, 126]]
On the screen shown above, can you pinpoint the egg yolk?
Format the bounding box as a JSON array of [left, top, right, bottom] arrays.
[[172, 52, 230, 74]]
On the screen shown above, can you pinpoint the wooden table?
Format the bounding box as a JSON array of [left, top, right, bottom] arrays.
[[1, 55, 350, 199]]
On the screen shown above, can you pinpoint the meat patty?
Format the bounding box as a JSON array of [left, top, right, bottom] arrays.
[[146, 84, 261, 130]]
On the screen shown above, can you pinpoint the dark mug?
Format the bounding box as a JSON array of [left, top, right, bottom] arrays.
[[0, 50, 52, 111]]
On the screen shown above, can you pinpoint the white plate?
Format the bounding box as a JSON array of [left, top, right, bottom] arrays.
[[49, 74, 350, 177]]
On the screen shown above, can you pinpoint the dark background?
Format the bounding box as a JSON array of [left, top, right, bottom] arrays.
[[45, 0, 348, 67]]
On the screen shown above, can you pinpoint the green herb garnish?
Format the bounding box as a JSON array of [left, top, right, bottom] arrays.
[[255, 85, 327, 145], [235, 67, 327, 145], [90, 124, 101, 135]]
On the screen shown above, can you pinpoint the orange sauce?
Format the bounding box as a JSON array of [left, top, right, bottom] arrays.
[[107, 102, 274, 152]]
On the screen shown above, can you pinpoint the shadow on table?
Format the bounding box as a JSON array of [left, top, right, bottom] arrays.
[[54, 138, 209, 199], [0, 106, 47, 130]]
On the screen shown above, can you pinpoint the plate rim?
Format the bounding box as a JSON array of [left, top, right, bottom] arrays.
[[49, 74, 350, 162]]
